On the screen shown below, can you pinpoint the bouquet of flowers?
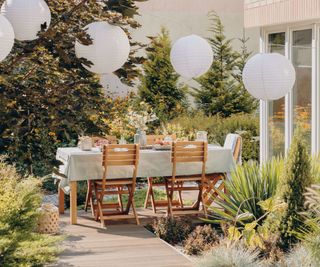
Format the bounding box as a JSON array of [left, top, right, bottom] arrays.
[[127, 102, 158, 131]]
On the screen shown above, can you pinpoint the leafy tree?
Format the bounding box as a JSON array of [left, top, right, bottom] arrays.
[[193, 12, 257, 117], [0, 0, 144, 175], [138, 27, 188, 123], [278, 130, 312, 249]]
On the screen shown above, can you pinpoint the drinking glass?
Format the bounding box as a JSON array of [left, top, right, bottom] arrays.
[[196, 131, 207, 142]]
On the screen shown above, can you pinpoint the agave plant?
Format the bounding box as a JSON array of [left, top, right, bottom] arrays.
[[207, 158, 283, 226]]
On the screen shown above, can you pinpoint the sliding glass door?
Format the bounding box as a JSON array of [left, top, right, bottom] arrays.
[[292, 29, 312, 152], [265, 27, 314, 159], [267, 32, 286, 157]]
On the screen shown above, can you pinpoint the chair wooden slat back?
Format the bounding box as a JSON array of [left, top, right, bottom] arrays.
[[101, 144, 139, 189], [146, 134, 177, 145], [171, 141, 207, 181]]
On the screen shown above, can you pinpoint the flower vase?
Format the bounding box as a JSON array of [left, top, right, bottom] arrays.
[[134, 129, 142, 144], [140, 130, 147, 147]]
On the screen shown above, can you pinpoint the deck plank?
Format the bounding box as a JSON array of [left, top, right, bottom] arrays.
[[51, 211, 194, 267]]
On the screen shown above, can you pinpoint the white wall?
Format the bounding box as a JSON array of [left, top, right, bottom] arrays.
[[124, 0, 259, 95], [132, 0, 259, 53]]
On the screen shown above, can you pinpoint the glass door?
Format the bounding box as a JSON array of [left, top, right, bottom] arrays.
[[267, 32, 286, 157], [291, 29, 313, 152]]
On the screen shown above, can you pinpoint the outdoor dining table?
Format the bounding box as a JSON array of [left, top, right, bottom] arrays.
[[56, 144, 235, 224]]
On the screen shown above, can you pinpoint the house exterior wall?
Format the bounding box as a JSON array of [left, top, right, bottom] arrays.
[[244, 0, 320, 28], [244, 0, 320, 161]]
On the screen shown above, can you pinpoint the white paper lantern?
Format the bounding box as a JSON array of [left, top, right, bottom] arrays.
[[100, 73, 132, 98], [243, 53, 296, 101], [0, 14, 14, 61], [75, 22, 130, 74], [170, 34, 213, 78], [1, 0, 51, 41]]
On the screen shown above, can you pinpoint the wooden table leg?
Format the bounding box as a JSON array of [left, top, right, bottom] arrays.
[[58, 187, 65, 214], [70, 181, 77, 225]]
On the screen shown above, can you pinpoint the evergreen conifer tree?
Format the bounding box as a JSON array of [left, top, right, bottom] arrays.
[[193, 13, 257, 117], [138, 27, 188, 123], [279, 129, 312, 249]]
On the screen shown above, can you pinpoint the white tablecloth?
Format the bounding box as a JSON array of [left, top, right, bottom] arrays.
[[56, 145, 235, 182]]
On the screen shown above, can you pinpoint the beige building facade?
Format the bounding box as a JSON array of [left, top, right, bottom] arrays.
[[244, 0, 320, 161], [129, 0, 259, 99]]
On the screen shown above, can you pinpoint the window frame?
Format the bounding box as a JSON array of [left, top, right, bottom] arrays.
[[260, 22, 317, 162]]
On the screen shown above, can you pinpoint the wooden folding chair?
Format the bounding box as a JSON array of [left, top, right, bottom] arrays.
[[92, 144, 140, 228], [203, 134, 242, 206], [84, 135, 119, 213], [165, 141, 208, 218], [144, 134, 182, 213]]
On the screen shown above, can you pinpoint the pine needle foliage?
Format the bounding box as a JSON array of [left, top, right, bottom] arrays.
[[193, 12, 257, 117], [278, 130, 312, 249], [138, 27, 188, 122]]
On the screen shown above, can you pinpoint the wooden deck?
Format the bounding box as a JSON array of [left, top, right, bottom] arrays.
[[51, 210, 195, 267]]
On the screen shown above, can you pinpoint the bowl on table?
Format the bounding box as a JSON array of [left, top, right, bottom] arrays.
[[153, 140, 172, 150]]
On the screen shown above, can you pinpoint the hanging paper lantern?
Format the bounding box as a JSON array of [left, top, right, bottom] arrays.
[[243, 53, 296, 100], [0, 14, 14, 61], [170, 34, 213, 78], [1, 0, 51, 41], [100, 73, 132, 98], [75, 22, 130, 74]]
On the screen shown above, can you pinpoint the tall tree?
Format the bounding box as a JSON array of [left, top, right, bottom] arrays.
[[278, 130, 312, 250], [193, 13, 257, 117], [138, 27, 188, 123], [0, 0, 145, 175]]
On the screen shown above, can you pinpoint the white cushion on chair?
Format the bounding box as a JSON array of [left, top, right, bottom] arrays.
[[224, 134, 242, 165]]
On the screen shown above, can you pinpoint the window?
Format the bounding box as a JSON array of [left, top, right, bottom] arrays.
[[267, 32, 286, 157], [292, 29, 312, 152]]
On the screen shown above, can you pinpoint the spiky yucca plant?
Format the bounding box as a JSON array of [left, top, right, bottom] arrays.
[[207, 159, 282, 225]]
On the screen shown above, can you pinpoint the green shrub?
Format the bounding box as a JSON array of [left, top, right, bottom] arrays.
[[278, 131, 312, 249], [151, 217, 193, 245], [197, 242, 263, 267], [207, 159, 282, 225], [162, 112, 259, 161], [183, 225, 220, 255], [0, 157, 62, 266]]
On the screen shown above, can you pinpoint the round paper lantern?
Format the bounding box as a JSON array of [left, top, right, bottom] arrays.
[[100, 73, 131, 98], [170, 34, 213, 78], [243, 53, 296, 101], [1, 0, 51, 41], [0, 14, 14, 61], [75, 22, 130, 74]]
